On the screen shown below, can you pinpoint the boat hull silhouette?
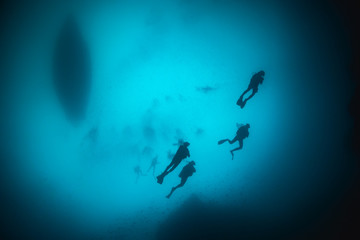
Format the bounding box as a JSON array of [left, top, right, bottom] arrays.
[[53, 15, 91, 124]]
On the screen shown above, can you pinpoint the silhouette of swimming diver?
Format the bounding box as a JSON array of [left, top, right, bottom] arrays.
[[134, 165, 146, 183], [166, 161, 196, 198], [218, 124, 250, 160], [236, 71, 265, 108], [147, 155, 159, 177], [157, 142, 190, 184]]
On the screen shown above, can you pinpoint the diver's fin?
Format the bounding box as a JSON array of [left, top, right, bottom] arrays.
[[157, 175, 164, 184], [240, 100, 246, 109], [218, 139, 227, 145], [236, 97, 242, 106]]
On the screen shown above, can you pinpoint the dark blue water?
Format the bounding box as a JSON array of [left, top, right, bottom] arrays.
[[0, 0, 357, 239]]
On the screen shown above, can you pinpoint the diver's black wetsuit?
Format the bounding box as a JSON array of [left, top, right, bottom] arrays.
[[166, 161, 196, 198], [157, 143, 190, 184], [237, 71, 265, 108], [218, 124, 250, 159]]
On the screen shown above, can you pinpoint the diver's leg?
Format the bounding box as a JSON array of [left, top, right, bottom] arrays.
[[229, 136, 238, 144], [166, 161, 181, 174], [218, 139, 230, 145], [162, 161, 175, 175], [166, 178, 187, 198], [237, 87, 251, 105], [242, 87, 251, 97], [218, 136, 237, 145], [244, 88, 257, 102], [230, 140, 243, 160], [157, 162, 174, 184], [166, 184, 180, 198]]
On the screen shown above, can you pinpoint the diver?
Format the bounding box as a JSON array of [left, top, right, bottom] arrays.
[[166, 161, 196, 198], [236, 71, 265, 108], [134, 165, 146, 183], [157, 142, 190, 184], [147, 155, 159, 177], [218, 123, 250, 160]]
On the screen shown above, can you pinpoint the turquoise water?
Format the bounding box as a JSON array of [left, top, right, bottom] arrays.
[[1, 0, 354, 239]]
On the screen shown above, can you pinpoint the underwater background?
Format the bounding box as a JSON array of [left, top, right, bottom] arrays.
[[1, 0, 359, 239]]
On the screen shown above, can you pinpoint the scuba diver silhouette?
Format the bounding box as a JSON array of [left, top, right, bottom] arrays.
[[157, 142, 190, 184], [134, 165, 146, 183], [218, 123, 250, 160], [236, 71, 265, 108], [147, 155, 159, 177], [166, 161, 196, 198]]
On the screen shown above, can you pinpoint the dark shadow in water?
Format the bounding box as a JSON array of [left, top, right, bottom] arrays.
[[156, 193, 353, 240], [236, 71, 265, 109], [142, 146, 154, 157], [167, 150, 175, 160], [349, 79, 360, 155], [53, 14, 91, 125], [134, 165, 146, 183], [218, 124, 250, 160], [156, 194, 279, 240], [196, 86, 217, 94], [173, 138, 184, 146], [195, 128, 204, 136], [82, 125, 98, 145], [166, 161, 196, 198], [157, 142, 190, 184], [147, 155, 159, 177], [143, 125, 156, 141]]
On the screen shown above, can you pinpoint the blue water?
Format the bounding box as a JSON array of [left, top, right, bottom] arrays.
[[1, 0, 354, 239]]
